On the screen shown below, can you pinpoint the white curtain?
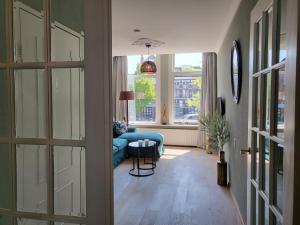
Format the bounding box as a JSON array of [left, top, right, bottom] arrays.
[[198, 52, 218, 148], [112, 56, 128, 121]]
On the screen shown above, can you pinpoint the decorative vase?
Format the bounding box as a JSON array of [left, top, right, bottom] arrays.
[[161, 104, 168, 125]]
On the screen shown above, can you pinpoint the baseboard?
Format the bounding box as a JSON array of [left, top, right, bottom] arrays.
[[229, 186, 246, 225], [164, 144, 199, 148]]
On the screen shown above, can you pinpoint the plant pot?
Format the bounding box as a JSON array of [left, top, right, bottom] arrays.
[[219, 150, 225, 162], [217, 160, 227, 186], [217, 150, 227, 186]]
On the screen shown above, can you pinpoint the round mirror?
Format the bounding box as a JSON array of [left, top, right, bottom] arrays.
[[231, 40, 242, 104]]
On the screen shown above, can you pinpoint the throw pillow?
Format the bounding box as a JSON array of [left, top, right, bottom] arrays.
[[113, 121, 128, 137]]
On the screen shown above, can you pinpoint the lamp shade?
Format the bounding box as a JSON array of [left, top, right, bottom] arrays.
[[119, 91, 135, 100], [141, 60, 157, 74]]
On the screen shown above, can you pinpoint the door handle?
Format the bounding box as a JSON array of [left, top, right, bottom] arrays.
[[240, 147, 251, 155]]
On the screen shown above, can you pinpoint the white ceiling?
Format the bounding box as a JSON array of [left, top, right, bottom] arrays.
[[112, 0, 241, 56]]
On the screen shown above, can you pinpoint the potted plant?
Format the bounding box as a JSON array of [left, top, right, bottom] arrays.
[[200, 113, 230, 186], [199, 113, 230, 161]]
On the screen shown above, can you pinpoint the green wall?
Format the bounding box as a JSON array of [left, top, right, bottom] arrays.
[[217, 0, 258, 222]]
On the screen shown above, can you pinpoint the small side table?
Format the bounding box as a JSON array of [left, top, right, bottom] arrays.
[[128, 141, 157, 177]]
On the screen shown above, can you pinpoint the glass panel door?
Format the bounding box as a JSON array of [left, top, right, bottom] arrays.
[[0, 0, 86, 224], [249, 0, 286, 224]]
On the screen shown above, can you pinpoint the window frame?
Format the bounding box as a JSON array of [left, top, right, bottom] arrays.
[[168, 54, 202, 125], [127, 55, 161, 125]]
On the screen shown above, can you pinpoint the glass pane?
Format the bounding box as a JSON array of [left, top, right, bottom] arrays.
[[252, 132, 259, 182], [267, 8, 273, 67], [0, 215, 13, 225], [128, 76, 156, 123], [52, 68, 85, 140], [276, 67, 285, 139], [51, 0, 84, 61], [250, 185, 257, 225], [15, 69, 47, 138], [255, 77, 261, 128], [264, 73, 271, 132], [278, 0, 287, 62], [0, 144, 10, 209], [274, 143, 284, 212], [174, 53, 202, 72], [17, 218, 49, 225], [263, 200, 269, 225], [263, 138, 270, 196], [13, 0, 45, 63], [54, 146, 86, 217], [16, 145, 48, 213], [275, 217, 282, 225], [173, 76, 201, 125], [256, 192, 259, 225], [0, 0, 7, 62], [256, 19, 263, 72], [0, 70, 9, 137]]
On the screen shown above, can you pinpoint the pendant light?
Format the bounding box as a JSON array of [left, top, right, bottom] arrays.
[[140, 43, 157, 75]]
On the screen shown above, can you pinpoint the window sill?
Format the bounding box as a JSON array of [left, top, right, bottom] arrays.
[[130, 123, 199, 130]]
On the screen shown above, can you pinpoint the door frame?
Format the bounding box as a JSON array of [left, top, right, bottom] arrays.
[[85, 0, 113, 225], [247, 0, 300, 225]]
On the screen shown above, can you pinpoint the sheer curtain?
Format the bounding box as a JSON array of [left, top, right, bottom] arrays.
[[198, 52, 218, 148], [112, 56, 128, 121]]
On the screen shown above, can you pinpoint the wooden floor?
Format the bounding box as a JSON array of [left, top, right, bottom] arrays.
[[114, 146, 243, 225]]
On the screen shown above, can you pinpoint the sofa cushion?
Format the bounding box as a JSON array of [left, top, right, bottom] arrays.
[[113, 138, 128, 152], [118, 132, 164, 145]]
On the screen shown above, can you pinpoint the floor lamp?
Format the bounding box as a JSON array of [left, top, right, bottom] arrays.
[[119, 91, 135, 126]]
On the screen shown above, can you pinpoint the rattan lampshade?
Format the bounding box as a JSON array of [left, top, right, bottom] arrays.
[[119, 91, 135, 100]]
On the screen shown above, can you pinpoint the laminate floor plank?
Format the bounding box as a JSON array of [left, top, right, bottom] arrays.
[[114, 147, 243, 225]]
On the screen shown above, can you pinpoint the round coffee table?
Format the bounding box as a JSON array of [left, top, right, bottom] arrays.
[[128, 141, 157, 177]]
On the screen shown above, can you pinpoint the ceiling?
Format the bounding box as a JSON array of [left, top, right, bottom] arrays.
[[112, 0, 241, 56]]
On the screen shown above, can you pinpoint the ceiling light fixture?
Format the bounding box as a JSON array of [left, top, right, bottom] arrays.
[[140, 43, 157, 75]]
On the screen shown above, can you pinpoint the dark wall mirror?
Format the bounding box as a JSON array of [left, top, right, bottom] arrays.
[[231, 40, 242, 104]]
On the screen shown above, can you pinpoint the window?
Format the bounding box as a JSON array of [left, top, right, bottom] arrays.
[[127, 55, 158, 123], [172, 53, 202, 125]]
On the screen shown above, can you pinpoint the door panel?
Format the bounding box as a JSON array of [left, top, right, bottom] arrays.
[[54, 146, 86, 217], [248, 0, 287, 224], [0, 70, 9, 137], [13, 1, 44, 63], [16, 145, 48, 213], [0, 0, 87, 224], [0, 144, 10, 209], [14, 69, 47, 138]]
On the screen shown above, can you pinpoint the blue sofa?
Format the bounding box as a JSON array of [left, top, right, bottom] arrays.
[[113, 127, 164, 167]]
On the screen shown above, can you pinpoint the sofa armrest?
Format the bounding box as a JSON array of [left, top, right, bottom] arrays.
[[127, 127, 136, 133]]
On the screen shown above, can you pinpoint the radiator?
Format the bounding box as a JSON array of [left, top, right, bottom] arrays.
[[136, 127, 199, 147]]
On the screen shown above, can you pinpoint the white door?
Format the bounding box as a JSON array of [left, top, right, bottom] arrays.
[[0, 0, 87, 224], [0, 0, 112, 224], [246, 0, 288, 224]]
